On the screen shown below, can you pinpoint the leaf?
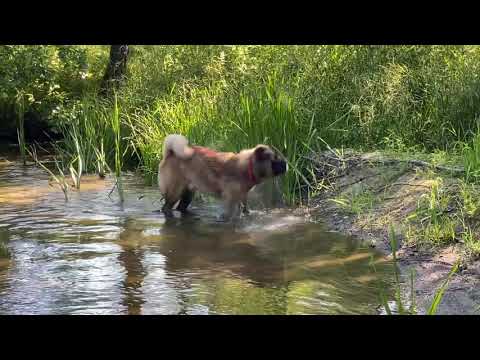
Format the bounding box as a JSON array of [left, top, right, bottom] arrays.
[[379, 290, 392, 315], [427, 262, 459, 315]]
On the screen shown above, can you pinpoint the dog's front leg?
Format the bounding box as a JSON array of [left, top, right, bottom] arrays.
[[240, 194, 249, 215], [242, 202, 249, 215], [221, 199, 240, 222], [162, 196, 177, 218], [176, 189, 194, 213]]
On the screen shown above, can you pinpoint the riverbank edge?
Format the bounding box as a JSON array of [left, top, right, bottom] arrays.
[[306, 150, 480, 315]]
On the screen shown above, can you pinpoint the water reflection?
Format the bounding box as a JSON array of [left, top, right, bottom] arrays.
[[0, 158, 394, 315]]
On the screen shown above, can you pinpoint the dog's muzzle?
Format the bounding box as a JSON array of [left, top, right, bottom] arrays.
[[272, 160, 287, 176]]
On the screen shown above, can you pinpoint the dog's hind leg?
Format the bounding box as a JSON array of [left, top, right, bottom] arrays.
[[176, 189, 194, 213], [161, 198, 176, 218], [162, 187, 184, 218]]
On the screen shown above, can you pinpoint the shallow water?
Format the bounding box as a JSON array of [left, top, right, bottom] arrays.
[[0, 157, 395, 315]]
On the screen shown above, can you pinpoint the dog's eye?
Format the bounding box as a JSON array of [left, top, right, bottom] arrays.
[[254, 146, 269, 160]]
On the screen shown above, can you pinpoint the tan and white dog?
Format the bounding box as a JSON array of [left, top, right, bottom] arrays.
[[158, 134, 287, 220]]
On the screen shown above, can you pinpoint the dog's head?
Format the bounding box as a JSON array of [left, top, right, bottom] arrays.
[[251, 145, 287, 181]]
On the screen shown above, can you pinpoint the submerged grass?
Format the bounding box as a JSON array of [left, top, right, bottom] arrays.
[[27, 146, 70, 201], [0, 241, 8, 258]]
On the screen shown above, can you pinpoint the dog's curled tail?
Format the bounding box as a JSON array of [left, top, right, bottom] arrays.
[[162, 134, 194, 160]]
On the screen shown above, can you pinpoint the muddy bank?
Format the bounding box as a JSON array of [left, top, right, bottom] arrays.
[[308, 150, 480, 314]]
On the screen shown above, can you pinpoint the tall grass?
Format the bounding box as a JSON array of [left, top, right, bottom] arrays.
[[111, 94, 124, 202], [463, 127, 480, 183], [67, 126, 83, 189], [27, 146, 70, 201], [224, 75, 317, 204], [15, 94, 26, 166]]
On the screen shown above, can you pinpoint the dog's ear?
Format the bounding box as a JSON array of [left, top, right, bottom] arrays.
[[254, 145, 270, 161]]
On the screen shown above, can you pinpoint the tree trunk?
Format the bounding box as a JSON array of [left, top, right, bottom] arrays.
[[100, 45, 129, 95]]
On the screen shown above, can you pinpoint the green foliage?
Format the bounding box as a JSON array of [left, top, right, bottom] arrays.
[[5, 45, 480, 202], [405, 178, 458, 246], [0, 45, 95, 129]]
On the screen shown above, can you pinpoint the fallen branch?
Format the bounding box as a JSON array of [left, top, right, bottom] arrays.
[[366, 158, 464, 175], [337, 173, 383, 189], [306, 152, 465, 175]]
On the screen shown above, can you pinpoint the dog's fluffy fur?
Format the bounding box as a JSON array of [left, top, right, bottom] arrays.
[[158, 134, 287, 220]]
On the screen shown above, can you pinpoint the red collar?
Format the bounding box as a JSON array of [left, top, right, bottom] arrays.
[[247, 158, 258, 185]]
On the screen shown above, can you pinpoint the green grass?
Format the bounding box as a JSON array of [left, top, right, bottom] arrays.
[[111, 94, 125, 202], [380, 224, 459, 315], [427, 261, 459, 315], [404, 177, 458, 246], [67, 126, 83, 189], [463, 128, 480, 183], [331, 189, 376, 216], [221, 75, 317, 204], [401, 176, 480, 257], [457, 181, 480, 257]]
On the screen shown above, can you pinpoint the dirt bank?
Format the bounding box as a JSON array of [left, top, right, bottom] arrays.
[[308, 150, 480, 315]]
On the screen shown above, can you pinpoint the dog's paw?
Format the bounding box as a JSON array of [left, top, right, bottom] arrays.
[[217, 213, 232, 222], [179, 209, 195, 217], [162, 209, 175, 218]]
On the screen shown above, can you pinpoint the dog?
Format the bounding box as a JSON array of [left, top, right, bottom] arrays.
[[157, 134, 287, 220]]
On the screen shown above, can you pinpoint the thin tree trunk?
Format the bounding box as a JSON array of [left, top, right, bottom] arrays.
[[100, 45, 129, 95]]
